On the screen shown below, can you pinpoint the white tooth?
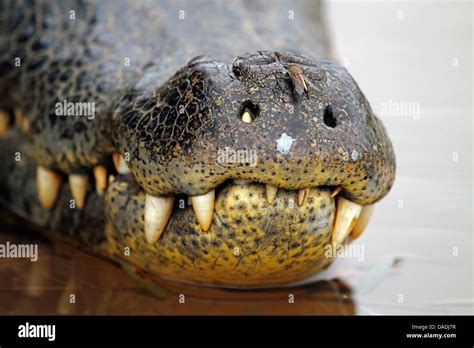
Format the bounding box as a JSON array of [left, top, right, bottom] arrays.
[[69, 174, 88, 209], [298, 188, 310, 206], [0, 110, 9, 135], [266, 184, 278, 203], [112, 152, 131, 174], [191, 190, 215, 232], [331, 197, 363, 249], [331, 186, 342, 197], [351, 204, 374, 239], [144, 194, 175, 243], [93, 165, 107, 196], [241, 111, 252, 123], [14, 109, 23, 126], [15, 109, 29, 133], [108, 175, 116, 184], [21, 118, 29, 133], [37, 166, 62, 209]]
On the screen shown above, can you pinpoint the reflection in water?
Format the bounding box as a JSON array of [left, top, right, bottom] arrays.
[[0, 217, 354, 315], [354, 257, 402, 296]]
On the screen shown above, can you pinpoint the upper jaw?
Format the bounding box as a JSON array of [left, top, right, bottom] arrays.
[[124, 141, 393, 205], [111, 52, 395, 206]]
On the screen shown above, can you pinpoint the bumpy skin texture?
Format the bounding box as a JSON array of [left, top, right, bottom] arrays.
[[113, 51, 395, 204], [105, 178, 335, 287], [0, 0, 396, 287]]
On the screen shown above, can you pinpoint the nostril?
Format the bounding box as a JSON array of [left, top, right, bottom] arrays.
[[323, 105, 337, 128], [239, 100, 260, 124], [232, 65, 243, 78]]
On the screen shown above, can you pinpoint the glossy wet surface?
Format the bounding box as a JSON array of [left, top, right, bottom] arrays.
[[0, 1, 472, 315], [0, 221, 354, 315]]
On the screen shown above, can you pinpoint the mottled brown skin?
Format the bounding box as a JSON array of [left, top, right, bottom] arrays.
[[0, 0, 395, 287], [113, 51, 395, 204]]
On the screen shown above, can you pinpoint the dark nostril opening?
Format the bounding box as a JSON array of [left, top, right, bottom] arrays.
[[323, 105, 337, 128], [232, 65, 244, 78]]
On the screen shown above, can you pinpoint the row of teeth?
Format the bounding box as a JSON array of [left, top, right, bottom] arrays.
[[142, 182, 375, 249], [34, 152, 374, 251], [35, 152, 128, 210], [2, 116, 373, 251], [0, 109, 30, 134], [143, 182, 346, 244]]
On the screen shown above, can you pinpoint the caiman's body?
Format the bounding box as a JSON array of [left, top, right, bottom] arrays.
[[0, 0, 395, 287]]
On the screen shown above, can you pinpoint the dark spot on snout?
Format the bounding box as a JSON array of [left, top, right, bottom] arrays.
[[323, 105, 336, 128]]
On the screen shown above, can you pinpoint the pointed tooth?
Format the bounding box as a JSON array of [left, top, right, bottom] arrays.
[[298, 188, 310, 206], [331, 197, 363, 248], [0, 110, 9, 136], [21, 117, 30, 133], [331, 186, 342, 197], [108, 175, 116, 184], [14, 109, 23, 126], [351, 204, 374, 239], [144, 194, 175, 243], [241, 111, 252, 123], [15, 109, 29, 133], [69, 174, 88, 209], [265, 184, 278, 203], [93, 165, 107, 196], [37, 166, 61, 209], [191, 190, 215, 232], [112, 152, 131, 174]]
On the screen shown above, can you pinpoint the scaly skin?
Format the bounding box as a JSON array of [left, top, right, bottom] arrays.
[[104, 178, 335, 286], [113, 52, 394, 204], [0, 0, 395, 287]]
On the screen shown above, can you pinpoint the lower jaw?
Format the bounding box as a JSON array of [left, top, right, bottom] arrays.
[[104, 176, 337, 287]]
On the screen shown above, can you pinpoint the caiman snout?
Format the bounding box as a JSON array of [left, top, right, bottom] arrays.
[[0, 1, 396, 289], [104, 51, 396, 286]]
